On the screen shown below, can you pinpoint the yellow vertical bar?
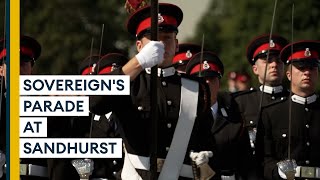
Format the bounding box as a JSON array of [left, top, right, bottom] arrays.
[[10, 0, 20, 179]]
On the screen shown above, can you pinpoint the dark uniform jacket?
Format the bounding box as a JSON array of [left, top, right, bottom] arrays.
[[206, 94, 250, 180], [0, 84, 6, 180], [47, 113, 123, 180], [0, 88, 5, 154], [256, 94, 320, 180], [233, 86, 289, 130], [89, 68, 212, 179], [232, 86, 289, 179]]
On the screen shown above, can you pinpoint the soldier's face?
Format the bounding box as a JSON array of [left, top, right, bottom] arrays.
[[20, 61, 32, 75], [236, 80, 250, 91], [137, 32, 178, 68], [0, 64, 6, 77], [252, 57, 284, 86], [206, 76, 220, 105], [286, 64, 318, 96]]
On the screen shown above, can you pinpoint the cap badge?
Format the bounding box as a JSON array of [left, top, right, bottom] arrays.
[[158, 13, 164, 24], [186, 50, 192, 58], [269, 39, 275, 48], [304, 48, 311, 57], [203, 61, 210, 70], [111, 63, 117, 71], [91, 63, 96, 73]]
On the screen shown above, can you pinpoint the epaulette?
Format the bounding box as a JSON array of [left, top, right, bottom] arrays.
[[261, 96, 287, 109], [231, 87, 257, 98]]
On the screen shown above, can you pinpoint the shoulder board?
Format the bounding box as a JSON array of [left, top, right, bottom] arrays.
[[231, 87, 257, 98]]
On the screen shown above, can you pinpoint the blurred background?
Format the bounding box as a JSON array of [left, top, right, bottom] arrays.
[[0, 0, 319, 91]]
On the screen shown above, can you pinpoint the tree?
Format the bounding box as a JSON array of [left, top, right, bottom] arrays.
[[189, 0, 320, 90], [21, 0, 135, 75]]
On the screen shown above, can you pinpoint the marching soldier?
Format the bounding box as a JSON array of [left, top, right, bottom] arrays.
[[1, 36, 43, 179], [89, 53, 127, 179], [11, 36, 48, 180], [90, 3, 214, 179], [227, 71, 238, 93], [47, 53, 128, 180], [172, 43, 202, 74], [232, 34, 290, 179], [46, 54, 101, 180], [256, 40, 320, 180], [185, 51, 251, 180], [0, 38, 6, 180], [234, 71, 251, 91]]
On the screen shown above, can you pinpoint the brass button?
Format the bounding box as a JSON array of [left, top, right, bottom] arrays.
[[306, 160, 310, 164]]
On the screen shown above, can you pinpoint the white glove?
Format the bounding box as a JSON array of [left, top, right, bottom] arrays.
[[190, 151, 213, 166], [135, 41, 165, 69], [0, 152, 5, 178]]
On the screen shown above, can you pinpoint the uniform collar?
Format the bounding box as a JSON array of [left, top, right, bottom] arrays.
[[145, 66, 176, 77], [291, 94, 318, 105], [259, 85, 283, 94]]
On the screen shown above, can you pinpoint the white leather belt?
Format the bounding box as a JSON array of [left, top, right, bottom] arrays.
[[157, 158, 193, 178], [20, 164, 48, 177], [122, 153, 193, 179], [295, 166, 320, 178], [221, 174, 236, 180]]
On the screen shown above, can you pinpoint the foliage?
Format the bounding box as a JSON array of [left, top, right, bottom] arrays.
[[21, 0, 135, 75], [189, 0, 320, 90]]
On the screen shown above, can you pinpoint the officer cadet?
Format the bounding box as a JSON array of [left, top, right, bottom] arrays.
[[256, 40, 320, 180], [172, 43, 202, 74], [46, 54, 101, 180], [227, 71, 238, 93], [90, 3, 214, 180], [88, 53, 128, 179], [185, 51, 251, 180], [0, 35, 48, 180], [0, 38, 6, 180], [235, 71, 251, 91], [232, 34, 290, 179], [9, 36, 48, 180], [19, 36, 48, 180]]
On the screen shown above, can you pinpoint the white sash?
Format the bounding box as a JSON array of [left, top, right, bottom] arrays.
[[158, 78, 199, 180]]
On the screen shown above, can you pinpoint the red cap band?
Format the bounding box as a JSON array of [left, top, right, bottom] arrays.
[[0, 47, 35, 59], [0, 49, 6, 59], [20, 47, 34, 58], [81, 67, 94, 75], [173, 52, 191, 64], [287, 50, 319, 61], [98, 66, 113, 75], [253, 43, 282, 58], [236, 75, 249, 82], [136, 15, 177, 35], [190, 63, 221, 75]]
